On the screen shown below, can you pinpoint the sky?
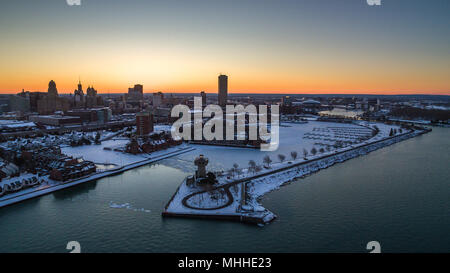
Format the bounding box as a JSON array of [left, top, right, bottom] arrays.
[[0, 0, 449, 95]]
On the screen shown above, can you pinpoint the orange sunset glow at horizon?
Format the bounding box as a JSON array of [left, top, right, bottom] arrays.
[[1, 74, 449, 96], [1, 1, 449, 96]]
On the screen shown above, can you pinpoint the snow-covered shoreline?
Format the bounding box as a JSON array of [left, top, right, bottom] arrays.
[[246, 129, 429, 223], [0, 146, 195, 208], [163, 127, 430, 225]]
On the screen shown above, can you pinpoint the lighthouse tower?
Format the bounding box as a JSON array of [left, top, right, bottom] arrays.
[[194, 154, 209, 179]]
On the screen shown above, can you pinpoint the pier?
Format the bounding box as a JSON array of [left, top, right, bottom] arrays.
[[162, 127, 431, 225]]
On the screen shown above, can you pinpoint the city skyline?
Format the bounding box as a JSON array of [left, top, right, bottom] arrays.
[[1, 0, 449, 257], [1, 0, 449, 95]]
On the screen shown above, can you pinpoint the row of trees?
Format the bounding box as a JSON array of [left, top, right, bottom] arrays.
[[389, 106, 450, 122], [226, 146, 333, 178], [389, 128, 403, 136]]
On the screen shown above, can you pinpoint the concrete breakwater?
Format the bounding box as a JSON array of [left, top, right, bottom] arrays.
[[162, 128, 431, 225], [245, 128, 431, 223]]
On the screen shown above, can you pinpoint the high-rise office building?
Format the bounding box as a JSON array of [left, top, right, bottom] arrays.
[[153, 92, 164, 107], [48, 80, 58, 97], [200, 91, 206, 105], [136, 112, 154, 136], [74, 80, 85, 108], [8, 94, 30, 113], [133, 84, 143, 94], [36, 80, 70, 114], [218, 74, 228, 107], [128, 84, 144, 101]]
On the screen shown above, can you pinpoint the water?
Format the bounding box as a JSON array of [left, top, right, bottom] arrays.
[[0, 128, 448, 253]]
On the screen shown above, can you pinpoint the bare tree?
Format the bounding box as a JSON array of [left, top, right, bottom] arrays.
[[255, 165, 262, 173], [248, 160, 256, 173], [263, 155, 272, 168], [278, 154, 286, 163], [290, 151, 298, 161], [334, 141, 343, 149], [232, 163, 239, 177], [311, 147, 317, 155], [303, 148, 308, 159], [319, 148, 325, 154], [227, 168, 234, 178]]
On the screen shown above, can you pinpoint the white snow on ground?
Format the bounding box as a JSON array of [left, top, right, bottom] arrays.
[[154, 125, 172, 132], [61, 133, 194, 167], [388, 118, 432, 125], [0, 146, 195, 207], [0, 173, 36, 187], [0, 120, 36, 128], [166, 179, 243, 215], [164, 121, 415, 224], [62, 139, 149, 166], [0, 130, 130, 151], [162, 121, 401, 172]]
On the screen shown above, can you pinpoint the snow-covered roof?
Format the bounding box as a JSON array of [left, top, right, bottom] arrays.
[[0, 120, 36, 128], [302, 99, 321, 105], [0, 163, 19, 176]]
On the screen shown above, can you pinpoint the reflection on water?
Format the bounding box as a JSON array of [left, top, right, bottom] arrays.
[[0, 128, 448, 253], [52, 181, 98, 200]]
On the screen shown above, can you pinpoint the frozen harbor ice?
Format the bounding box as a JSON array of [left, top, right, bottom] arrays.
[[109, 201, 151, 213], [161, 121, 401, 172]]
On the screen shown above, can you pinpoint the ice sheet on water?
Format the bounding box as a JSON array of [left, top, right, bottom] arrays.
[[167, 121, 393, 172], [109, 202, 131, 209], [109, 201, 151, 213]]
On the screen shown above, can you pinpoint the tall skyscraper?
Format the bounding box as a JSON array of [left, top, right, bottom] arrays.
[[218, 74, 228, 107], [36, 80, 69, 114], [74, 80, 85, 108], [133, 84, 143, 94], [48, 80, 58, 97], [128, 84, 144, 100], [77, 79, 82, 93], [200, 91, 206, 105], [153, 91, 164, 107]]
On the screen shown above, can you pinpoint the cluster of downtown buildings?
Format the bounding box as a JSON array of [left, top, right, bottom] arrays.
[[0, 74, 449, 138], [0, 74, 231, 135], [0, 74, 234, 188], [0, 73, 448, 195]]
